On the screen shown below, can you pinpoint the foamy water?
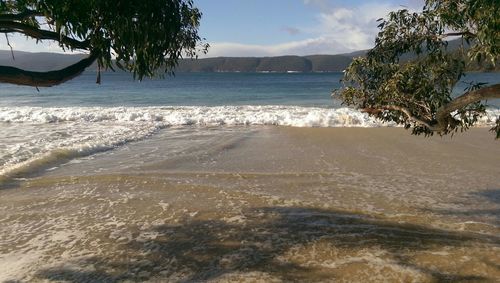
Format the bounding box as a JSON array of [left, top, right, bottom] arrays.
[[0, 105, 379, 125], [1, 126, 499, 282], [3, 106, 376, 179], [1, 72, 499, 282], [1, 106, 499, 181]]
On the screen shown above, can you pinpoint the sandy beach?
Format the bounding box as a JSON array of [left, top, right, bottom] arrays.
[[1, 0, 499, 281], [0, 127, 499, 282]]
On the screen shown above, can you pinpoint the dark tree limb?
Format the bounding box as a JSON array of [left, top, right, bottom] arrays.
[[361, 84, 500, 133], [434, 84, 500, 132], [0, 21, 89, 50], [0, 52, 98, 87], [361, 105, 434, 129], [0, 10, 42, 21], [439, 31, 476, 39], [0, 0, 206, 87], [4, 33, 14, 59]]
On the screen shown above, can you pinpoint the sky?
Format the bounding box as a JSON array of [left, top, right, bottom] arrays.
[[2, 0, 424, 57]]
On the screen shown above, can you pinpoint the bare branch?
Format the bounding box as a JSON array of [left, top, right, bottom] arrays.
[[0, 10, 42, 21], [437, 31, 476, 39], [361, 105, 434, 129], [4, 33, 14, 60], [0, 53, 98, 87], [361, 85, 500, 133], [0, 21, 90, 50], [435, 84, 500, 132]]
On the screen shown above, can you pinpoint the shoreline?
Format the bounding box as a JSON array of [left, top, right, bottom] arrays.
[[1, 126, 499, 282]]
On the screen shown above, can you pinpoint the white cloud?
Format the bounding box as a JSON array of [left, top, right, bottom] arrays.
[[1, 1, 425, 57], [205, 37, 347, 57], [204, 1, 422, 57], [313, 3, 399, 51]]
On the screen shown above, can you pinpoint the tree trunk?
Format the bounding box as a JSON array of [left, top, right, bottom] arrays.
[[435, 84, 500, 132]]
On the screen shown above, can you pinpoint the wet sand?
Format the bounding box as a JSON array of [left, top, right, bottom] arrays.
[[0, 127, 499, 282]]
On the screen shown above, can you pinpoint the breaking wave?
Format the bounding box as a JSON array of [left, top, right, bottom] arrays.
[[0, 106, 385, 127], [2, 106, 498, 127], [1, 106, 498, 181]]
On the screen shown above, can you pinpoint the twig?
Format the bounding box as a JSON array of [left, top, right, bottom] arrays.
[[4, 33, 15, 60]]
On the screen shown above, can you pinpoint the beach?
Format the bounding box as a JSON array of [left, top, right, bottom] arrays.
[[1, 126, 499, 282]]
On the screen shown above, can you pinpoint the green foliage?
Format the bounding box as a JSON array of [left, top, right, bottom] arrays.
[[0, 0, 208, 80], [338, 0, 500, 137]]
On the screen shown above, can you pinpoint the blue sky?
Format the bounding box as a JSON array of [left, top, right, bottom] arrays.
[[3, 0, 424, 57]]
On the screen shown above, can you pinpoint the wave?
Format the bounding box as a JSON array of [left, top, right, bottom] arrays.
[[1, 106, 498, 127], [0, 106, 379, 127], [1, 106, 499, 182], [0, 120, 163, 183]]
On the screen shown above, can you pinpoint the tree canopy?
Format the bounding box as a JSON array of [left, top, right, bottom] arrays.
[[0, 0, 207, 86], [338, 0, 500, 138]]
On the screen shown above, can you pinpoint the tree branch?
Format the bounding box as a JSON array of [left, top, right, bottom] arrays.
[[434, 84, 500, 132], [0, 53, 98, 87], [438, 31, 476, 39], [4, 33, 14, 59], [0, 21, 89, 50], [361, 85, 500, 133], [361, 105, 434, 129], [0, 10, 42, 21]]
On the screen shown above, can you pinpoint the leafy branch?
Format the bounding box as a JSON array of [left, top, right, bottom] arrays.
[[0, 0, 208, 87], [338, 0, 500, 138]]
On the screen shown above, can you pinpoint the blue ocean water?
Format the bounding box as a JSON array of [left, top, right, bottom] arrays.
[[0, 71, 498, 180], [0, 72, 343, 107], [2, 68, 499, 283], [0, 71, 498, 107]]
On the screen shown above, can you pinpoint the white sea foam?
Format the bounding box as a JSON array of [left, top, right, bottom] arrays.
[[0, 106, 380, 127], [1, 106, 499, 180], [0, 119, 163, 180], [1, 106, 498, 127]]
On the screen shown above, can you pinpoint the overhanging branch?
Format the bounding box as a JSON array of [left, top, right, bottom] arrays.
[[361, 84, 500, 133], [438, 31, 476, 39], [435, 84, 500, 132], [0, 21, 89, 50], [361, 105, 434, 129], [0, 52, 98, 87], [0, 10, 42, 21]]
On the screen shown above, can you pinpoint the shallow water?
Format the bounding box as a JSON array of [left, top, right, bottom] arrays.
[[1, 72, 499, 187], [1, 71, 499, 282], [1, 127, 499, 282]]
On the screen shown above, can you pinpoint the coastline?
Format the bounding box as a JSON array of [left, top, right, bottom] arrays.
[[1, 126, 499, 282]]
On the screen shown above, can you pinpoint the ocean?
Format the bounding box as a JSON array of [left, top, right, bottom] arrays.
[[1, 72, 499, 282], [1, 71, 499, 179]]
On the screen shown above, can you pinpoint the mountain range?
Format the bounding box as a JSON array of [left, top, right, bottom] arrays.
[[0, 50, 363, 73], [0, 40, 497, 73]]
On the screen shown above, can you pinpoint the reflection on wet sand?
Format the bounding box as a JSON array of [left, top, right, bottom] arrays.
[[0, 173, 498, 282], [0, 127, 499, 282]]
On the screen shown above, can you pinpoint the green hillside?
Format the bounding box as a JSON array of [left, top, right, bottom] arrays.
[[176, 54, 354, 73]]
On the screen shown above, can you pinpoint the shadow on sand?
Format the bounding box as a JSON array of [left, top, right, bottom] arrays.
[[423, 189, 500, 226], [34, 206, 499, 282]]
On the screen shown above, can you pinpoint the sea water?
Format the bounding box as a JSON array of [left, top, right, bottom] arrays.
[[1, 72, 500, 282], [1, 71, 499, 179]]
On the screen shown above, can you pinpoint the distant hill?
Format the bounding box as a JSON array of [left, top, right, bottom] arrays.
[[0, 50, 364, 73], [1, 39, 497, 73], [175, 54, 361, 73], [177, 56, 309, 73]]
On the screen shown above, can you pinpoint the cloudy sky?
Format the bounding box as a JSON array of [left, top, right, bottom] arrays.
[[2, 0, 424, 57]]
